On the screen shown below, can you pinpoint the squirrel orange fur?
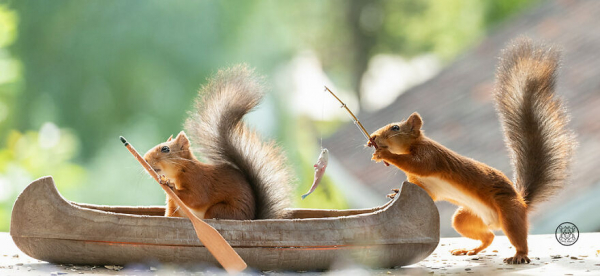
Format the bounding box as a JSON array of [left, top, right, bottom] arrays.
[[369, 38, 576, 264], [144, 65, 293, 220]]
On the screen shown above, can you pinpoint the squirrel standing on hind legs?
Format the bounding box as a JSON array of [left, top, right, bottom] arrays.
[[143, 65, 293, 220], [369, 38, 576, 264]]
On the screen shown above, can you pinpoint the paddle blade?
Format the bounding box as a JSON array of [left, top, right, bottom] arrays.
[[191, 220, 247, 273]]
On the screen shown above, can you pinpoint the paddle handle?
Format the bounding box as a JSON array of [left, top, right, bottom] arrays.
[[119, 136, 247, 274]]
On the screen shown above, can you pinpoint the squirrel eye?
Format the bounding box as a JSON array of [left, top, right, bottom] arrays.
[[391, 125, 400, 131], [161, 146, 170, 153]]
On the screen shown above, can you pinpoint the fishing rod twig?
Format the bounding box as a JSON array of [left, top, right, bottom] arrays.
[[323, 86, 379, 150]]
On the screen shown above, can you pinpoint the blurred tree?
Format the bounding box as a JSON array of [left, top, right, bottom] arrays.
[[8, 1, 257, 159], [314, 0, 539, 110]]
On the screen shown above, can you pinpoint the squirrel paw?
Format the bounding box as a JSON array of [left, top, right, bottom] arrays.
[[504, 253, 531, 264], [450, 248, 480, 256], [372, 148, 391, 164], [371, 152, 381, 162], [371, 149, 386, 162], [158, 175, 174, 188]]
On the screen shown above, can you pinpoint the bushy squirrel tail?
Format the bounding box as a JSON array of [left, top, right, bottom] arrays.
[[185, 65, 293, 219], [494, 37, 577, 209]]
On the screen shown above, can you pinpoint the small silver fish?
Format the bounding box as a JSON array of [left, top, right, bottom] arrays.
[[301, 148, 329, 199]]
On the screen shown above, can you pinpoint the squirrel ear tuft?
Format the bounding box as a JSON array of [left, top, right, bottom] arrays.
[[175, 131, 190, 149], [407, 112, 423, 131], [167, 135, 173, 142]]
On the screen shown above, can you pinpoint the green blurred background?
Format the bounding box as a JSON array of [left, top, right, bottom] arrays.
[[0, 0, 536, 231]]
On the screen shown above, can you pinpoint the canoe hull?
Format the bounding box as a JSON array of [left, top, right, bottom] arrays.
[[10, 176, 439, 270], [12, 237, 436, 270]]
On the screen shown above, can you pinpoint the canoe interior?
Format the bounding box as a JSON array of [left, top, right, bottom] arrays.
[[71, 200, 394, 219]]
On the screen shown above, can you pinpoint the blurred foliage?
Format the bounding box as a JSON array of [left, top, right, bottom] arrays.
[[0, 0, 537, 231], [0, 128, 86, 230], [310, 0, 538, 105]]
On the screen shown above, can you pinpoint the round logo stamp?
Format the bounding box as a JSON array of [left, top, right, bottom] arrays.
[[555, 222, 579, 246]]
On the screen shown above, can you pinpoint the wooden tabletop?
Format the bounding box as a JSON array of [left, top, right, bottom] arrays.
[[1, 232, 599, 275]]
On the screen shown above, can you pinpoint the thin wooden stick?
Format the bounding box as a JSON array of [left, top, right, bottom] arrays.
[[119, 136, 247, 274], [323, 86, 389, 166], [324, 86, 372, 142]]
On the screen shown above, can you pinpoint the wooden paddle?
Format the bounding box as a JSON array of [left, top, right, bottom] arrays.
[[119, 136, 247, 274]]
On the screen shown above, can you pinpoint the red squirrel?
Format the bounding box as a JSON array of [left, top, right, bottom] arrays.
[[369, 38, 576, 264], [143, 65, 293, 220]]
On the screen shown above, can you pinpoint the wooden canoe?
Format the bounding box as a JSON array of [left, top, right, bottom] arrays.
[[10, 176, 439, 271]]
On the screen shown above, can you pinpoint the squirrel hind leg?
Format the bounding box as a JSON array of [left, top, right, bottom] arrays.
[[450, 207, 495, 256]]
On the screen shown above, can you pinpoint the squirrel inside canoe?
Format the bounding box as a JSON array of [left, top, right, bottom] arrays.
[[143, 65, 293, 220]]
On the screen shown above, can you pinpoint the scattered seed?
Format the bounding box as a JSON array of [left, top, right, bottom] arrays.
[[104, 265, 123, 271]]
